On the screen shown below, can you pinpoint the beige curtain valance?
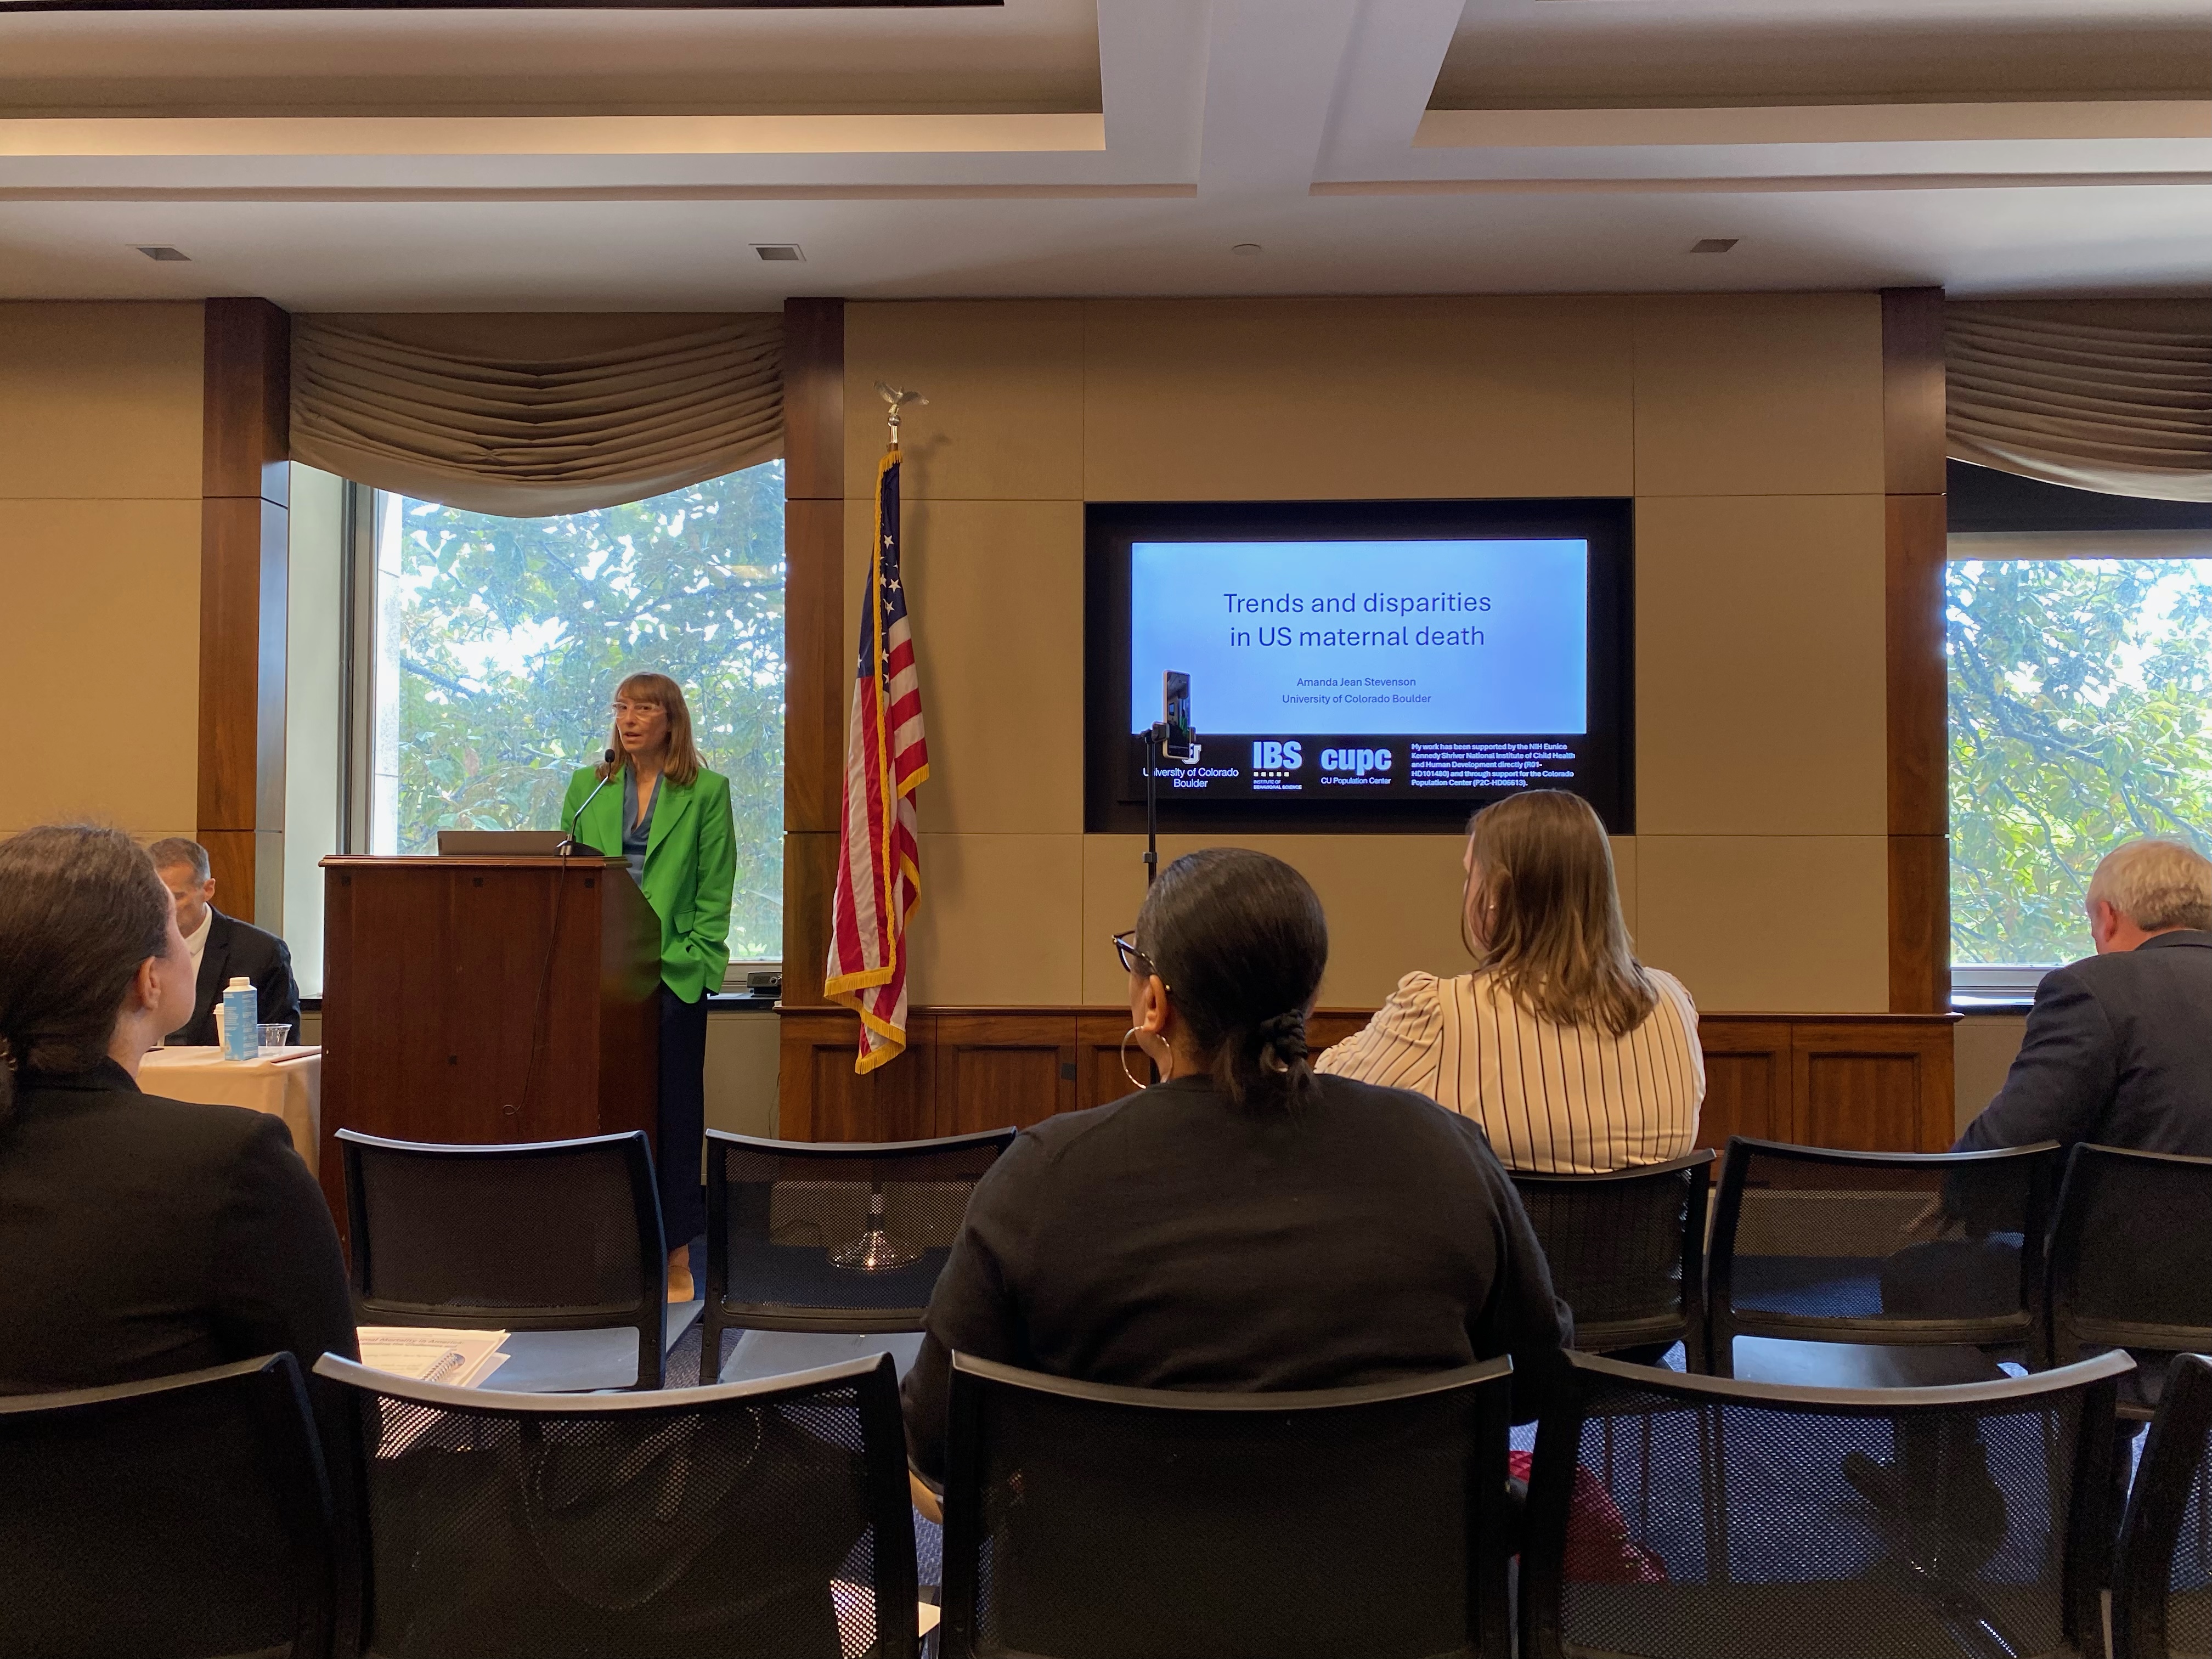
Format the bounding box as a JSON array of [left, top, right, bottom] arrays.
[[290, 311, 783, 516], [1946, 299, 2212, 503]]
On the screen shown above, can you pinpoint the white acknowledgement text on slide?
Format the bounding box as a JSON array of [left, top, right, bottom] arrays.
[[1130, 538, 1589, 736]]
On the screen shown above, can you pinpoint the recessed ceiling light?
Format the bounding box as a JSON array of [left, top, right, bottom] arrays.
[[752, 244, 804, 262], [1231, 242, 1263, 256], [1690, 238, 1739, 254], [134, 245, 190, 262]]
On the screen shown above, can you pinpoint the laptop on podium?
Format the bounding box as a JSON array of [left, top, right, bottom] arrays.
[[434, 831, 570, 855]]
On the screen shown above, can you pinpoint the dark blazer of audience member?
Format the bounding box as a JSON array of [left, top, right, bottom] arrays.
[[148, 836, 302, 1046], [1318, 790, 1703, 1173], [1957, 838, 2212, 1155], [901, 847, 1570, 1487], [0, 825, 356, 1398]]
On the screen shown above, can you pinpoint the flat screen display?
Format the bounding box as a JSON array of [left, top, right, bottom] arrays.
[[1085, 499, 1632, 833]]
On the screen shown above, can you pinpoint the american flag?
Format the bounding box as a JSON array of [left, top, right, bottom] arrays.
[[825, 445, 929, 1073]]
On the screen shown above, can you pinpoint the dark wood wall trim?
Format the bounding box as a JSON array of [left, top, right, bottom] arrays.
[[780, 1004, 1960, 1153], [199, 297, 291, 926], [781, 297, 846, 1006], [1881, 286, 1949, 1014]]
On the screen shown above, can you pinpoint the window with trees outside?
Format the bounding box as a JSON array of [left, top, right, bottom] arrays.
[[365, 463, 785, 965], [1948, 540, 2212, 993]]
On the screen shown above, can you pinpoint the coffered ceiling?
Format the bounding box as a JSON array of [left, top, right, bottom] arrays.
[[0, 0, 2204, 306]]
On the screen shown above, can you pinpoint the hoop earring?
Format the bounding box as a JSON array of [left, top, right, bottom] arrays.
[[1120, 1026, 1153, 1092]]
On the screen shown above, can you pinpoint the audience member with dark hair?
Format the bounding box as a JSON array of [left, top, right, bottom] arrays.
[[146, 834, 302, 1047], [0, 824, 356, 1396], [901, 846, 1569, 1484], [1320, 790, 1702, 1172]]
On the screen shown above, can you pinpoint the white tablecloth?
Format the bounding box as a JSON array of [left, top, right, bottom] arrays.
[[139, 1046, 322, 1168]]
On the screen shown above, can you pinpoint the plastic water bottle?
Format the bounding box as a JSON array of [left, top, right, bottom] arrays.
[[221, 978, 259, 1061]]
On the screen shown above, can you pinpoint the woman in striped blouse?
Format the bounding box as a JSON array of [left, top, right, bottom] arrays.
[[1317, 790, 1703, 1173]]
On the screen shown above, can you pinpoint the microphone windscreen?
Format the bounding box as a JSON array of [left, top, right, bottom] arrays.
[[603, 747, 616, 763]]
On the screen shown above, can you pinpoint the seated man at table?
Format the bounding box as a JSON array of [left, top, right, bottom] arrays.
[[1956, 837, 2212, 1155], [148, 836, 301, 1046]]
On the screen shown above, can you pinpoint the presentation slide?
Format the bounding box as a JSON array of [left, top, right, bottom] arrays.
[[1130, 539, 1586, 735], [1123, 538, 1598, 803]]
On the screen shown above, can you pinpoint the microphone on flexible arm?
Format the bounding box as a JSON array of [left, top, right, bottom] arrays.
[[558, 749, 620, 857]]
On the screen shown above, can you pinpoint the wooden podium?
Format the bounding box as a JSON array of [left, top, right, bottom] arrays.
[[318, 854, 661, 1238]]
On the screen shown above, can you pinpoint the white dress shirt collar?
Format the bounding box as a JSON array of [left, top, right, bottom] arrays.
[[184, 906, 213, 977]]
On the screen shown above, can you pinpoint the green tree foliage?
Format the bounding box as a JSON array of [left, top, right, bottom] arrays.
[[1949, 556, 2212, 966], [385, 463, 786, 959]]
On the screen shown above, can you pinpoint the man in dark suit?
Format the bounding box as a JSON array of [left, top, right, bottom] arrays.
[[146, 837, 302, 1046], [1956, 837, 2212, 1155]]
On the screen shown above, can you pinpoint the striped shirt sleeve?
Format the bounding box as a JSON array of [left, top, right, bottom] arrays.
[[1314, 972, 1445, 1096]]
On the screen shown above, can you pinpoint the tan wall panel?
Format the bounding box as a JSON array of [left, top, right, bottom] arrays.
[[1083, 830, 1644, 1009], [1632, 294, 1883, 498], [1612, 834, 1638, 941], [0, 498, 200, 836], [844, 498, 1085, 836], [844, 301, 1085, 502], [1637, 494, 1887, 835], [1083, 297, 1635, 502], [1635, 834, 1888, 1012], [1081, 832, 1473, 1009], [704, 1008, 782, 1139], [1954, 1012, 2028, 1135], [909, 832, 1084, 1006], [0, 302, 204, 501]]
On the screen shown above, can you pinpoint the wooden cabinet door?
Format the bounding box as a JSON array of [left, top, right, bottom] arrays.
[[1791, 1022, 1955, 1152], [936, 1012, 1079, 1136], [1076, 1012, 1155, 1109], [1694, 1020, 1793, 1150], [777, 1007, 936, 1142]]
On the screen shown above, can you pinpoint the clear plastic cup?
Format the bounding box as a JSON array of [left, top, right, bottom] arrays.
[[257, 1024, 291, 1055]]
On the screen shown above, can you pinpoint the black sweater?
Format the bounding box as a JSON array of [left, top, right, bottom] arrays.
[[901, 1071, 1570, 1481], [0, 1059, 357, 1395]]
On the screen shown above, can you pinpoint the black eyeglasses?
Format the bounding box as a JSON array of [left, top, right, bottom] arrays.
[[1113, 930, 1165, 986]]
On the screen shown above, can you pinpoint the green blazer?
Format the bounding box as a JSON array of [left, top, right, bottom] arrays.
[[561, 764, 735, 1005]]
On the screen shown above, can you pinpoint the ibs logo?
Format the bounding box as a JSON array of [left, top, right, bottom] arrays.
[[1250, 740, 1304, 771], [1320, 746, 1393, 777]]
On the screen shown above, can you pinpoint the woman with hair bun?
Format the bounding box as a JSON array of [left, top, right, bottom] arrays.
[[901, 846, 1567, 1484], [0, 825, 356, 1395]]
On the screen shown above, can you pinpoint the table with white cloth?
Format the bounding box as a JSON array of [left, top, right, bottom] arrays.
[[138, 1046, 323, 1169]]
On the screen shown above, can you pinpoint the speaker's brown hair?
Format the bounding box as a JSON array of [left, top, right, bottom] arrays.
[[596, 672, 702, 788]]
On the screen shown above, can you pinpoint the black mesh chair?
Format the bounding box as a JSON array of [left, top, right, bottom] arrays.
[[0, 1352, 335, 1659], [2115, 1353, 2212, 1659], [315, 1350, 919, 1659], [2050, 1145, 2212, 1420], [938, 1352, 1516, 1659], [339, 1127, 669, 1391], [1515, 1150, 1716, 1368], [701, 1128, 1017, 1385], [1523, 1347, 2133, 1659], [1708, 1136, 2063, 1381]]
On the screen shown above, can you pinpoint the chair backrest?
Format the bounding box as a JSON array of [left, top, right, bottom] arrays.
[[703, 1128, 1017, 1345], [0, 1353, 334, 1659], [338, 1126, 666, 1390], [2050, 1144, 2212, 1375], [1522, 1347, 2133, 1659], [2117, 1352, 2212, 1659], [1708, 1135, 2062, 1372], [939, 1352, 1515, 1659], [315, 1351, 918, 1659], [1513, 1150, 1715, 1365]]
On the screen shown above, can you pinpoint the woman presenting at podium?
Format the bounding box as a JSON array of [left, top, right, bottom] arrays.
[[561, 672, 734, 1302]]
